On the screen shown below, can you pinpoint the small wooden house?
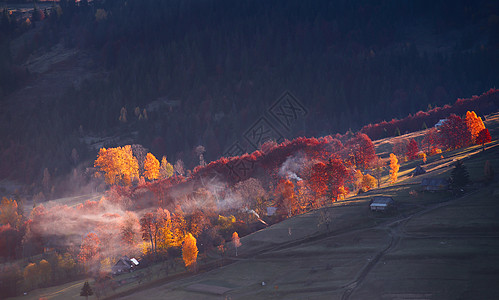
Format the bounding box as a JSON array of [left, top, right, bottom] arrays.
[[421, 178, 449, 191], [111, 256, 139, 275], [412, 165, 426, 177], [369, 196, 395, 212]]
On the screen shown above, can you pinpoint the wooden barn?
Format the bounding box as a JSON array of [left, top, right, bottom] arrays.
[[369, 196, 395, 212], [111, 256, 139, 275]]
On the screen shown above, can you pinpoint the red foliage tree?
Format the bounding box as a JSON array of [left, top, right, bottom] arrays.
[[438, 114, 472, 150], [78, 233, 101, 269], [308, 158, 349, 203], [406, 139, 419, 160], [361, 89, 499, 140], [476, 128, 492, 151], [422, 128, 438, 153], [345, 133, 376, 169]]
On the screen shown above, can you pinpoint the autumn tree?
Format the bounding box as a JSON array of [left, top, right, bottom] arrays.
[[361, 173, 377, 192], [406, 139, 419, 160], [55, 252, 77, 281], [159, 156, 174, 179], [309, 158, 349, 203], [38, 259, 52, 287], [121, 211, 141, 246], [353, 170, 364, 192], [170, 210, 187, 247], [389, 153, 399, 184], [370, 156, 385, 188], [438, 114, 472, 150], [309, 162, 329, 200], [275, 179, 299, 218], [174, 159, 185, 176], [182, 233, 198, 271], [140, 210, 169, 255], [143, 153, 160, 181], [392, 140, 408, 159], [0, 197, 22, 228], [78, 232, 101, 272], [346, 133, 376, 169], [94, 145, 139, 185], [232, 232, 241, 256], [476, 128, 491, 151], [422, 128, 438, 153], [23, 262, 39, 289], [465, 111, 485, 143], [0, 198, 23, 258]]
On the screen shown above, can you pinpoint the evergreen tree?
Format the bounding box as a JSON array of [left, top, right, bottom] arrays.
[[394, 127, 401, 136], [450, 160, 469, 190], [80, 281, 93, 300]]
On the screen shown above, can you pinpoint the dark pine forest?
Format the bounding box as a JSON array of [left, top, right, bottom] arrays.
[[0, 0, 498, 187]]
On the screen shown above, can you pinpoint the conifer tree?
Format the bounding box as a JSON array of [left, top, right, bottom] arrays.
[[450, 160, 469, 190], [80, 281, 93, 300]]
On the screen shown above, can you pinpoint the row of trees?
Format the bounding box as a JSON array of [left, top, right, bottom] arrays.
[[94, 145, 175, 185], [361, 89, 498, 140]]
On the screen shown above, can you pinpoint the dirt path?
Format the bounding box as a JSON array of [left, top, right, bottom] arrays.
[[340, 189, 479, 300]]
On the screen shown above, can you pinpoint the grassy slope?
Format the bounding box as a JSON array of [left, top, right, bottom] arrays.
[[10, 113, 499, 300]]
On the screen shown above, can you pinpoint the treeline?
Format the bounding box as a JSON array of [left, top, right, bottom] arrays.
[[361, 89, 499, 140]]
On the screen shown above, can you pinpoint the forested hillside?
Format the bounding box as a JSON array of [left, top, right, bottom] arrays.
[[0, 0, 498, 187]]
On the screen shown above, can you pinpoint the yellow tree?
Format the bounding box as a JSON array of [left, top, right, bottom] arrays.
[[354, 170, 364, 192], [389, 153, 399, 184], [38, 259, 52, 286], [94, 145, 139, 185], [232, 232, 242, 256], [143, 153, 160, 181], [159, 156, 174, 179], [182, 233, 198, 270], [465, 111, 485, 143], [0, 197, 22, 228], [361, 174, 377, 191], [23, 262, 39, 289]]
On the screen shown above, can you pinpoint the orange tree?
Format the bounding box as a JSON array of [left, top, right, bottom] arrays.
[[275, 179, 299, 218], [465, 111, 485, 143], [182, 233, 198, 270], [94, 145, 139, 185], [389, 153, 399, 183], [144, 153, 160, 180]]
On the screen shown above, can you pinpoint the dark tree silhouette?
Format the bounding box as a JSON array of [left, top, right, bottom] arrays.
[[80, 281, 93, 300], [450, 160, 470, 191]]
